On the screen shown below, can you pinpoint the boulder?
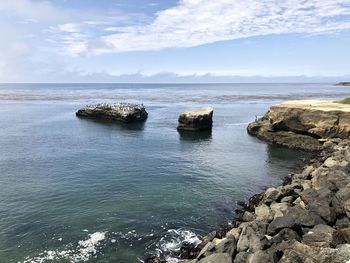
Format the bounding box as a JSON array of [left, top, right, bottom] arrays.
[[263, 187, 282, 204], [237, 226, 262, 252], [76, 103, 148, 123], [267, 215, 295, 235], [302, 224, 335, 247], [177, 108, 213, 131], [255, 204, 272, 222]]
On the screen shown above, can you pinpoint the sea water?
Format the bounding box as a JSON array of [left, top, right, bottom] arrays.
[[0, 83, 348, 262]]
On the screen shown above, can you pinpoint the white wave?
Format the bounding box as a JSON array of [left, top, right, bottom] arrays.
[[22, 232, 106, 263], [155, 228, 201, 262]]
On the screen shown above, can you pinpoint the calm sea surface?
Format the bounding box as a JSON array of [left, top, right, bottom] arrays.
[[0, 83, 348, 262]]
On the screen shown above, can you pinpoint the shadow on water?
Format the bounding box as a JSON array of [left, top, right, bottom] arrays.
[[178, 130, 212, 142], [76, 116, 146, 132], [265, 144, 313, 171]]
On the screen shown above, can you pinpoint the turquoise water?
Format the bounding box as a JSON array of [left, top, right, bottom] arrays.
[[0, 83, 348, 262]]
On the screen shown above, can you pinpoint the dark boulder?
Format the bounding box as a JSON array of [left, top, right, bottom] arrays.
[[76, 103, 148, 123]]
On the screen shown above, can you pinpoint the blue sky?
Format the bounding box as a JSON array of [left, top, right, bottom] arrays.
[[1, 0, 350, 82]]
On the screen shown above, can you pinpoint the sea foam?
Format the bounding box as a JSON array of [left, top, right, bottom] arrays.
[[22, 232, 106, 263]]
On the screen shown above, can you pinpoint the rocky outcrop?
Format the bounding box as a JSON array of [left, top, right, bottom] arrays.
[[172, 139, 350, 263], [247, 100, 350, 151], [76, 103, 148, 123], [177, 108, 213, 132], [336, 82, 350, 86]]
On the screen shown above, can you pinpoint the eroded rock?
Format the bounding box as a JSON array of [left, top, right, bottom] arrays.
[[76, 103, 148, 122], [177, 108, 213, 131]]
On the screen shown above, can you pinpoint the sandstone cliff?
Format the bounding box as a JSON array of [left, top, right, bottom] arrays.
[[247, 100, 350, 151]]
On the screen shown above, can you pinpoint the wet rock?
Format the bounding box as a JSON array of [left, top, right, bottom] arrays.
[[76, 103, 148, 122], [244, 192, 264, 212], [242, 211, 256, 222], [177, 108, 213, 131], [264, 187, 282, 204], [145, 256, 164, 263], [197, 242, 215, 260], [180, 241, 201, 259], [197, 231, 216, 250]]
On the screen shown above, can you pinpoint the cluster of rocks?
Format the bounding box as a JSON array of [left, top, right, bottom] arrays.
[[162, 139, 350, 263], [76, 103, 214, 131], [247, 100, 350, 151], [76, 103, 148, 123]]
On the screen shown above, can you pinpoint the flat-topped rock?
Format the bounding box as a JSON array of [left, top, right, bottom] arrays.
[[247, 100, 350, 151], [177, 107, 213, 131], [76, 103, 148, 123]]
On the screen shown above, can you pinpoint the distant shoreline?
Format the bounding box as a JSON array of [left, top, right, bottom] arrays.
[[336, 82, 350, 86]]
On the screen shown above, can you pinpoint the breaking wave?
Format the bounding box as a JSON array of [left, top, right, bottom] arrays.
[[21, 232, 106, 263]]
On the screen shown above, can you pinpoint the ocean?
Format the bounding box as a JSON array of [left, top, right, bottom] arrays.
[[0, 83, 348, 262]]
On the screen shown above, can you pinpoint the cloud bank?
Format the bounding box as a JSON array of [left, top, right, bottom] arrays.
[[56, 0, 350, 55], [1, 0, 350, 82]]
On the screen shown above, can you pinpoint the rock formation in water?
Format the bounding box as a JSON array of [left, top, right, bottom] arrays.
[[336, 82, 350, 86], [76, 103, 148, 123], [247, 100, 350, 151], [177, 108, 213, 131]]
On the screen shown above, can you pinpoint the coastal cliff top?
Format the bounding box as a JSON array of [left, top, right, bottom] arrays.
[[273, 100, 350, 112]]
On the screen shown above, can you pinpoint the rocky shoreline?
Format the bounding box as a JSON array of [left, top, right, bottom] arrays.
[[147, 100, 350, 263]]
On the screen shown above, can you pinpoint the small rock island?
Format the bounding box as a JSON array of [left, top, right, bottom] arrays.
[[177, 107, 213, 131], [76, 103, 148, 123]]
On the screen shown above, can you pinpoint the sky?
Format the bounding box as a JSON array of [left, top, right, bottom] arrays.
[[1, 0, 350, 83]]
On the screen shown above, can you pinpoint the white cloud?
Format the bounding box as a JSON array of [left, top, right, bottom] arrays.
[[60, 0, 350, 55]]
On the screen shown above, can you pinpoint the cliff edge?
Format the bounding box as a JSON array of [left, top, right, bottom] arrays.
[[247, 100, 350, 151]]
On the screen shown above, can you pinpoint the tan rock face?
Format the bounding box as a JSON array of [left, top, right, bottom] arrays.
[[247, 100, 350, 151], [177, 107, 213, 131], [268, 100, 350, 139]]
